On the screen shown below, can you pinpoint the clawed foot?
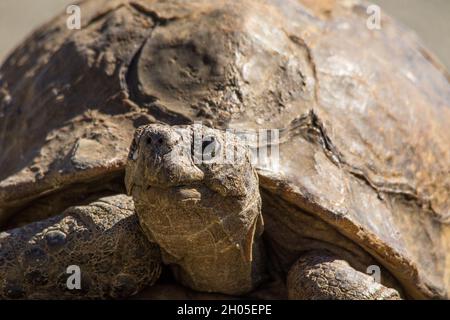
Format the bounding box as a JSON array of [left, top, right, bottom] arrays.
[[287, 251, 401, 300]]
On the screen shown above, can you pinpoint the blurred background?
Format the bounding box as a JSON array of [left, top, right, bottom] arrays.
[[0, 0, 449, 69]]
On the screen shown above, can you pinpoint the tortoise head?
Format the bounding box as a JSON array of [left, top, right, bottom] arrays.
[[124, 124, 262, 270], [125, 123, 257, 201], [125, 124, 263, 293]]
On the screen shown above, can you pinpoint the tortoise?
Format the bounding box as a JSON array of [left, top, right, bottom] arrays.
[[0, 0, 448, 299]]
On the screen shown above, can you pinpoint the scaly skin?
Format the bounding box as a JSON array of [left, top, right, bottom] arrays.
[[125, 124, 266, 295], [287, 251, 401, 300], [0, 195, 161, 299]]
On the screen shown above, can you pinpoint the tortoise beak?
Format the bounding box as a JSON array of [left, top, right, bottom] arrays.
[[125, 124, 205, 191]]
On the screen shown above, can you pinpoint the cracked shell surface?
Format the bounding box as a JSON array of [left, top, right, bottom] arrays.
[[0, 0, 449, 299]]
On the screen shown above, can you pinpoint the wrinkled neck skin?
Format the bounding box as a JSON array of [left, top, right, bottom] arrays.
[[125, 124, 266, 295]]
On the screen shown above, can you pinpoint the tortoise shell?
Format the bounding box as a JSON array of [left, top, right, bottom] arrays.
[[0, 0, 448, 298]]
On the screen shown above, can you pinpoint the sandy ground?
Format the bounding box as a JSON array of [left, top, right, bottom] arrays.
[[0, 0, 449, 69]]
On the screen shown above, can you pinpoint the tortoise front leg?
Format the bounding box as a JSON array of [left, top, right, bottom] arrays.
[[287, 251, 401, 300], [0, 195, 161, 299]]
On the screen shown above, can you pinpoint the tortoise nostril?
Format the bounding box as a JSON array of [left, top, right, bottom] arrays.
[[146, 137, 152, 145], [158, 138, 164, 144]]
